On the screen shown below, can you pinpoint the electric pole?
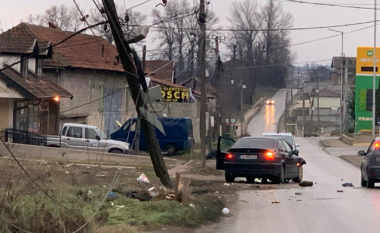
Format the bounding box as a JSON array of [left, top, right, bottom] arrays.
[[102, 0, 172, 187], [302, 82, 305, 137], [214, 36, 221, 137], [240, 84, 246, 137], [316, 75, 320, 136], [229, 45, 237, 137], [199, 0, 207, 168]]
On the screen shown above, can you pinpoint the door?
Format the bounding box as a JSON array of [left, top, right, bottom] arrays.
[[64, 126, 85, 150], [282, 140, 298, 177], [60, 126, 69, 148], [362, 140, 375, 180], [216, 136, 235, 170], [84, 127, 105, 152], [276, 141, 291, 176]]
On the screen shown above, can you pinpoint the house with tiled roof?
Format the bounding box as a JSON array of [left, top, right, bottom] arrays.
[[1, 22, 214, 144], [0, 35, 72, 134]]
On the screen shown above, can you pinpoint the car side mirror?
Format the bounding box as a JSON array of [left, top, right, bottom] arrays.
[[95, 135, 101, 141], [293, 150, 299, 156], [358, 150, 366, 156], [296, 143, 300, 147]]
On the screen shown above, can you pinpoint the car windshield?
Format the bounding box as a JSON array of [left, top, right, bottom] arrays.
[[95, 128, 107, 139], [231, 138, 275, 149]]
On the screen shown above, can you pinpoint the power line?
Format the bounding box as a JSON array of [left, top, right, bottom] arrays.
[[285, 0, 380, 10], [150, 18, 380, 32]]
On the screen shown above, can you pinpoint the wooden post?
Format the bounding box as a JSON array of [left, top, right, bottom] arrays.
[[102, 0, 172, 187]]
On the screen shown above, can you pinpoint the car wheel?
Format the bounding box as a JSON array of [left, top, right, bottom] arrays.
[[109, 149, 122, 154], [361, 172, 367, 187], [165, 144, 176, 156], [246, 177, 256, 183], [225, 173, 235, 183], [274, 165, 285, 184], [366, 178, 375, 188], [292, 166, 303, 183]]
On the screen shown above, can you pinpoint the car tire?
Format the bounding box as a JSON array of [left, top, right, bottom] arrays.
[[292, 166, 303, 183], [273, 165, 285, 184], [361, 173, 367, 187], [366, 178, 375, 188], [225, 173, 235, 183], [165, 144, 176, 156], [109, 149, 122, 154], [246, 177, 256, 183]]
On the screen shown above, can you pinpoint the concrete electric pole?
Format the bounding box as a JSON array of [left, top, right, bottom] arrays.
[[199, 0, 207, 168], [102, 0, 172, 187]]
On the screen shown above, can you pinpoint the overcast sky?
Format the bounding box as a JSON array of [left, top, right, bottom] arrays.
[[1, 0, 379, 66]]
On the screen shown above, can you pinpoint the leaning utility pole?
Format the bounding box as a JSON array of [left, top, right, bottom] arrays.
[[199, 0, 207, 168], [214, 36, 221, 137], [302, 82, 305, 137], [102, 0, 172, 187]]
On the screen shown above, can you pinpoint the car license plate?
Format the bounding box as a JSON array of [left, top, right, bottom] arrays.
[[240, 155, 257, 160]]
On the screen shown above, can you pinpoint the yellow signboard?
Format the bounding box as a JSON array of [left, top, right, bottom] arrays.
[[356, 47, 380, 75], [161, 87, 190, 102]]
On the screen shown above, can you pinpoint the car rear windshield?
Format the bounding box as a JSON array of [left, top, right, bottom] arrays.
[[231, 138, 275, 149], [263, 135, 293, 145]]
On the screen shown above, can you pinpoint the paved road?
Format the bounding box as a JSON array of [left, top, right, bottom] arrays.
[[211, 89, 380, 233], [247, 89, 287, 136]]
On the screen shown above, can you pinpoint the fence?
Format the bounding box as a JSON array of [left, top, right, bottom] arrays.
[[0, 128, 47, 146]]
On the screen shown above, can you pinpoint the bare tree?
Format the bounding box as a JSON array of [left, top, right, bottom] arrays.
[[227, 0, 261, 64]]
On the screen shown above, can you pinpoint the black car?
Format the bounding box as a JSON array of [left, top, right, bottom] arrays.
[[216, 137, 306, 183], [359, 139, 380, 188]]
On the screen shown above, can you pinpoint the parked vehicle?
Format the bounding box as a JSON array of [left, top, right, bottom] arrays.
[[216, 136, 306, 183], [47, 123, 129, 154], [110, 117, 193, 155], [262, 132, 300, 150], [359, 138, 380, 188]]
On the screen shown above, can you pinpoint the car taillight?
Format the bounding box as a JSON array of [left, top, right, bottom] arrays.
[[264, 151, 275, 160], [225, 153, 234, 160]]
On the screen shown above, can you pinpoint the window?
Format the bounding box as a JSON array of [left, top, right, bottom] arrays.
[[35, 58, 42, 78], [20, 56, 28, 78], [231, 138, 275, 149], [282, 141, 292, 152], [366, 89, 373, 111], [277, 142, 286, 152], [85, 128, 99, 140], [62, 126, 68, 136], [67, 127, 83, 138]]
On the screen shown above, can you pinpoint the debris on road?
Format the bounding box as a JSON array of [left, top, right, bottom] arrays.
[[337, 190, 344, 193], [299, 181, 313, 187], [342, 183, 354, 187], [125, 190, 152, 201], [224, 183, 230, 186], [295, 192, 303, 195], [222, 208, 230, 215], [137, 174, 150, 184], [272, 201, 280, 204], [65, 163, 74, 168]]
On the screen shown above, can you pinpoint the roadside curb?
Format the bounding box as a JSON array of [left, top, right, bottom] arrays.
[[339, 155, 361, 168]]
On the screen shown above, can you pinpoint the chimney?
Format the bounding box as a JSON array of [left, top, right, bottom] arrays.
[[48, 22, 60, 30]]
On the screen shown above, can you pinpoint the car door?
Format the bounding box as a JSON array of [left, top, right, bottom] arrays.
[[84, 127, 104, 152], [276, 140, 292, 177], [65, 126, 85, 150], [282, 140, 298, 177], [362, 140, 375, 180], [216, 137, 235, 170], [60, 126, 69, 148]]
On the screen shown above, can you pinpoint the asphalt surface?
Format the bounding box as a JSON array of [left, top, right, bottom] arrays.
[[247, 89, 287, 136], [212, 89, 380, 233]]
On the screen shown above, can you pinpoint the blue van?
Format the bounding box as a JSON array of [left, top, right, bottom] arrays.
[[110, 117, 193, 155]]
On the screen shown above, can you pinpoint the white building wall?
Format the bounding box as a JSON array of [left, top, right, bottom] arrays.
[[0, 55, 21, 73]]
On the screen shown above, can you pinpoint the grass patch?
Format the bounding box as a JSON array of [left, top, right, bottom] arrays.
[[174, 152, 202, 161], [107, 196, 223, 228]]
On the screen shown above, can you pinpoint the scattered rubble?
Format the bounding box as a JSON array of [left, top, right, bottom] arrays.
[[272, 201, 280, 204], [295, 192, 303, 195], [337, 190, 343, 193], [222, 208, 230, 215], [137, 174, 150, 184], [342, 183, 354, 187], [125, 190, 152, 201], [299, 181, 313, 187], [189, 204, 195, 208]]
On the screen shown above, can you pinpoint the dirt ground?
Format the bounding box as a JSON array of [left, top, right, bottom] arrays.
[[0, 156, 299, 233]]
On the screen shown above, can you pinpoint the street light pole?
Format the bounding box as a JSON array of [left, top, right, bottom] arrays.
[[373, 0, 377, 138], [328, 28, 344, 137]]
